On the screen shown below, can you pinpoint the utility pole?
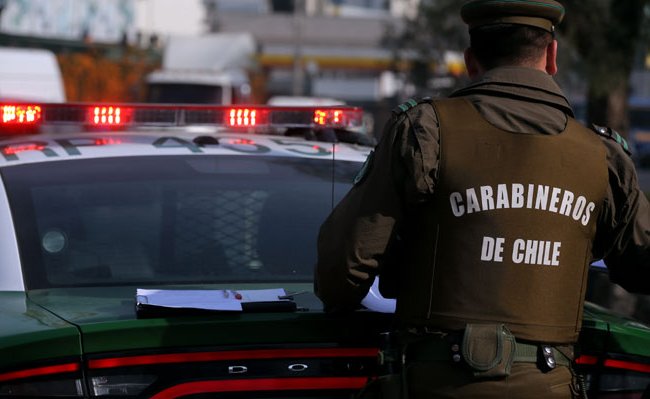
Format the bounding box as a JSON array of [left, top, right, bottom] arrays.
[[0, 0, 7, 32], [292, 2, 304, 96]]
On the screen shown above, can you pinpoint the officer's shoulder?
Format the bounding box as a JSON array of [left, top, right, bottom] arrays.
[[590, 124, 632, 156], [391, 97, 434, 116]]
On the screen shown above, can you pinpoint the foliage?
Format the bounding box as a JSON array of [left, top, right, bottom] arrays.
[[396, 0, 650, 135], [57, 47, 160, 102], [390, 0, 467, 94], [558, 1, 650, 132], [559, 1, 649, 95]]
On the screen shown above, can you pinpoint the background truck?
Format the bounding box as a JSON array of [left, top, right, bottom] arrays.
[[145, 33, 255, 105], [0, 47, 66, 102]]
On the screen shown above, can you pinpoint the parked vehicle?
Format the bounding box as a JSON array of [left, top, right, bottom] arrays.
[[0, 102, 648, 398], [145, 34, 255, 105], [0, 47, 66, 103]]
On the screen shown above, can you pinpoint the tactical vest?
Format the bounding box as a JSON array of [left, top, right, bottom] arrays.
[[395, 98, 608, 343]]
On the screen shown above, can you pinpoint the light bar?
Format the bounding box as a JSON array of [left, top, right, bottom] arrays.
[[0, 103, 364, 134]]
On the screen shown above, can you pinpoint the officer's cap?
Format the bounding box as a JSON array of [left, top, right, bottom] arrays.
[[461, 0, 565, 33]]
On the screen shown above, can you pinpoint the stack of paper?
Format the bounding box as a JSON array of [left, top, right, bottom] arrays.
[[136, 288, 289, 312]]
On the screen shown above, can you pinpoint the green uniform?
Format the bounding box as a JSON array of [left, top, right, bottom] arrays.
[[314, 67, 650, 397]]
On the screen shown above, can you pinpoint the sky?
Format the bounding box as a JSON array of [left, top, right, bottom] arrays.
[[134, 0, 205, 37]]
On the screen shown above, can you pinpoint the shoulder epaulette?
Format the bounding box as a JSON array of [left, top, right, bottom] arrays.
[[392, 97, 433, 115], [591, 124, 631, 155]]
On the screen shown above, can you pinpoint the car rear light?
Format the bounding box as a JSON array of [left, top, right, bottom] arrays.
[[88, 348, 377, 369], [0, 361, 84, 396], [576, 355, 650, 398], [0, 378, 84, 396], [85, 347, 378, 397], [148, 377, 368, 399], [91, 374, 157, 396], [576, 355, 650, 374]]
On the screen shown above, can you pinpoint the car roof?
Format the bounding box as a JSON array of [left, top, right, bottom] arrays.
[[0, 129, 370, 167], [0, 103, 372, 166]]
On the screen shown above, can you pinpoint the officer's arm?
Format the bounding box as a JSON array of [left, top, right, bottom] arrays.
[[314, 114, 410, 312], [593, 139, 650, 294]]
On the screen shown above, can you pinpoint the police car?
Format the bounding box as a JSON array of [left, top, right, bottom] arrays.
[[0, 103, 648, 398]]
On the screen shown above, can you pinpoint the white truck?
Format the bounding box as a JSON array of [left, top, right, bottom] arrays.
[[145, 33, 255, 105], [0, 47, 66, 103]]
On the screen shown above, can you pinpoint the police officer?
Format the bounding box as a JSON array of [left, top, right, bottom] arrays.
[[315, 0, 650, 397]]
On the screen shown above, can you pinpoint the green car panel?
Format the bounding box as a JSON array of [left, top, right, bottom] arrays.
[[16, 286, 650, 361], [0, 292, 81, 370], [580, 301, 650, 358], [25, 286, 393, 355]]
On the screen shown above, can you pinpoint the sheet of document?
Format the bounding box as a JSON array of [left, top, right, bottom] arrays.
[[136, 288, 288, 312]]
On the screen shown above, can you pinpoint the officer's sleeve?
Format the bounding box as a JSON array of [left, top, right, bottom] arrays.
[[314, 104, 441, 312], [593, 140, 650, 294], [314, 113, 416, 312]]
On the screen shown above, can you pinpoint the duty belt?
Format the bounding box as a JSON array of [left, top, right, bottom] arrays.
[[404, 334, 572, 368]]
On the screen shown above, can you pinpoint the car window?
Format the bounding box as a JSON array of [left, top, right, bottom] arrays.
[[2, 155, 359, 289]]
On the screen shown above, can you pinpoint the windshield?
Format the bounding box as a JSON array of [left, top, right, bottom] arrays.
[[3, 155, 358, 289]]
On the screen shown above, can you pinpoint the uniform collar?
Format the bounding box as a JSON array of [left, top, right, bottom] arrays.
[[451, 66, 574, 117]]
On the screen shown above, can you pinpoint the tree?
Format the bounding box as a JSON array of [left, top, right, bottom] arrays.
[[559, 1, 650, 135], [391, 0, 467, 97], [57, 47, 160, 103], [397, 0, 650, 137]]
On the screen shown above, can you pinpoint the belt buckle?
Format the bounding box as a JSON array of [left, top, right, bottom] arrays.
[[539, 345, 557, 371]]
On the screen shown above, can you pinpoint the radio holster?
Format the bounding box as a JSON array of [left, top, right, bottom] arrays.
[[461, 323, 516, 378]]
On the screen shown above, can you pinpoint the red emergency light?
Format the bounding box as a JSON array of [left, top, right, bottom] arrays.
[[228, 108, 257, 127], [1, 105, 42, 125], [0, 103, 364, 135], [314, 109, 344, 126], [91, 106, 123, 126]]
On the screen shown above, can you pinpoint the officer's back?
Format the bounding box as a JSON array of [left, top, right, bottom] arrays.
[[314, 1, 650, 398]]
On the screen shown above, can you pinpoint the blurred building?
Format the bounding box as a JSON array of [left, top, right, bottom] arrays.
[[0, 0, 135, 43], [202, 0, 424, 136], [0, 0, 162, 103]]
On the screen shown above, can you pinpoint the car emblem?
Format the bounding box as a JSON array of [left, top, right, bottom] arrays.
[[228, 365, 248, 374], [288, 363, 308, 372]]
